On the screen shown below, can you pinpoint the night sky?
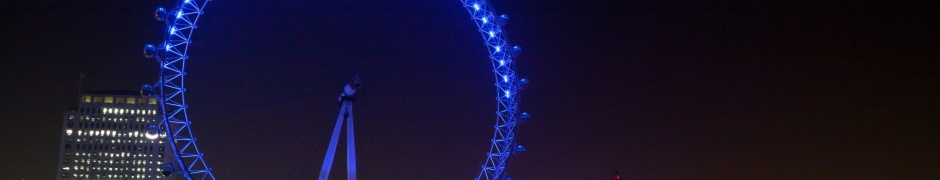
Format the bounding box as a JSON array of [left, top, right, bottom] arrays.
[[1, 0, 938, 179]]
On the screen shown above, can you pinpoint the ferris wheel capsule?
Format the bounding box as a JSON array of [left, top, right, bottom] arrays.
[[145, 124, 160, 139], [154, 7, 167, 21], [498, 14, 509, 26], [518, 78, 529, 91], [140, 84, 154, 97], [143, 44, 157, 58], [518, 111, 531, 124], [161, 163, 175, 177], [513, 145, 526, 154], [510, 45, 522, 57]]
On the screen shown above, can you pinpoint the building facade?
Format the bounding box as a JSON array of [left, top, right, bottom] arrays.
[[56, 91, 171, 179]]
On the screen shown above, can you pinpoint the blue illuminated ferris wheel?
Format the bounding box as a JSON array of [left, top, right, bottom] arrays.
[[143, 0, 530, 179]]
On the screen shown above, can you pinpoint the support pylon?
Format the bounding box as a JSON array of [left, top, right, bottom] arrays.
[[319, 76, 361, 180]]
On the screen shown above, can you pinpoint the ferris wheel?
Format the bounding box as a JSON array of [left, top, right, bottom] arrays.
[[142, 0, 529, 179]]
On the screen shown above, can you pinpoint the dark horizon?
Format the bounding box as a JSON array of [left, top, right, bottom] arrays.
[[1, 0, 938, 179]]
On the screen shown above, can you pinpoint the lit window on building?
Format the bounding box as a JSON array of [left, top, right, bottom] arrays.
[[83, 96, 92, 103], [117, 97, 125, 104], [105, 97, 114, 103], [148, 98, 157, 105], [93, 97, 102, 103], [127, 97, 136, 104]]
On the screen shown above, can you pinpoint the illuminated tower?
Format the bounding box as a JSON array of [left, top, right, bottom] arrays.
[[55, 90, 171, 179]]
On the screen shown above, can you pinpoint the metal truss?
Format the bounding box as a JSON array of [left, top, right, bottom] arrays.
[[460, 1, 524, 180], [152, 0, 215, 179]]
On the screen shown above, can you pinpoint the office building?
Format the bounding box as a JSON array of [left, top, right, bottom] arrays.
[[56, 90, 171, 179]]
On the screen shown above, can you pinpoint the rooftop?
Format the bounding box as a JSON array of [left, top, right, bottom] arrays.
[[84, 90, 141, 96]]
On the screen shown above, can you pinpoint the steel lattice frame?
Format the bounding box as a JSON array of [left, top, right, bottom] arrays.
[[150, 0, 522, 179], [153, 0, 215, 179], [460, 1, 522, 180]]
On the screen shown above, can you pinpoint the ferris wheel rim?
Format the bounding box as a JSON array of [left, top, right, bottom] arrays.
[[148, 1, 525, 179]]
